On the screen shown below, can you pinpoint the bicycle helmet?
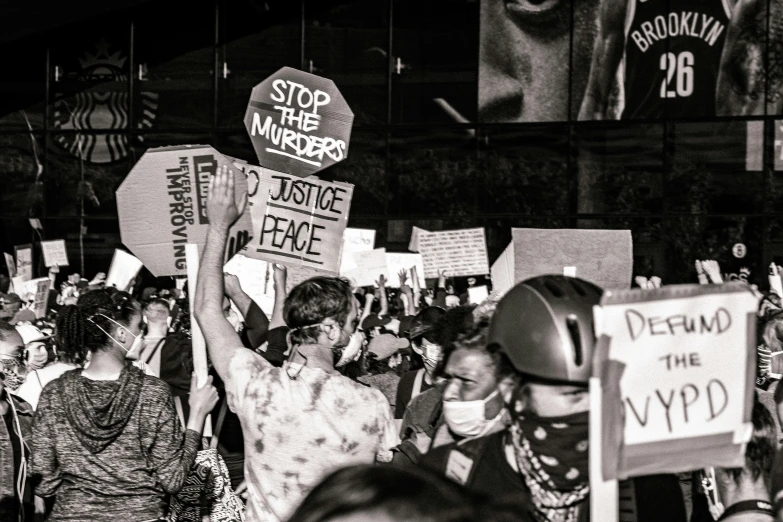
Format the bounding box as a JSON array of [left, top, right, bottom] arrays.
[[488, 275, 603, 383]]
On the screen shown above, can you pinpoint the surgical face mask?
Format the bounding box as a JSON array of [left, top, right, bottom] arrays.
[[89, 313, 144, 359], [419, 343, 442, 371], [26, 343, 49, 371], [336, 331, 364, 367], [442, 389, 500, 437]]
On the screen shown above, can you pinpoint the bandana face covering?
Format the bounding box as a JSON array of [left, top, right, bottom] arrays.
[[0, 356, 25, 391], [511, 410, 590, 522]]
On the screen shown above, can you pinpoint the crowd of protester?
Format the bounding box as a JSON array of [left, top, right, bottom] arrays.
[[0, 170, 782, 521]]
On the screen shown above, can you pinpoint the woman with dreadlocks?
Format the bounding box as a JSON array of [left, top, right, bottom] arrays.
[[30, 287, 218, 522]]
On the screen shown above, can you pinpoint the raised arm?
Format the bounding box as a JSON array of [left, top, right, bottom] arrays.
[[376, 274, 389, 316], [194, 166, 248, 379], [716, 0, 767, 115], [577, 0, 629, 121], [270, 264, 287, 330], [224, 273, 253, 318]]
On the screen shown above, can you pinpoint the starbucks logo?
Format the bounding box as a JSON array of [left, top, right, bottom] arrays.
[[53, 39, 158, 164]]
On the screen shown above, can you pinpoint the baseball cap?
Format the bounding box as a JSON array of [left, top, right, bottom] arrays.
[[15, 323, 49, 345], [368, 334, 410, 361], [0, 292, 21, 306], [361, 314, 393, 331]]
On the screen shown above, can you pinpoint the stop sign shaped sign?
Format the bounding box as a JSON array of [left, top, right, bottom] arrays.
[[117, 144, 253, 276], [244, 67, 354, 177]]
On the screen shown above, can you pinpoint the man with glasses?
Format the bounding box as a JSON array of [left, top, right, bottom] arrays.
[[194, 167, 398, 522]]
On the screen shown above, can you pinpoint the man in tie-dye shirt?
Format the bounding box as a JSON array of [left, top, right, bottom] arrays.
[[195, 168, 398, 521]]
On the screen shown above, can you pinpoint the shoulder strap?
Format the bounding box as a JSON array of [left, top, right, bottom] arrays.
[[143, 338, 166, 365], [411, 368, 425, 399], [209, 398, 230, 450]]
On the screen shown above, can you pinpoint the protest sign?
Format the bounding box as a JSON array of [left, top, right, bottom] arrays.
[[418, 228, 489, 279], [14, 245, 32, 282], [408, 226, 428, 253], [467, 285, 489, 304], [244, 67, 353, 177], [243, 167, 353, 274], [286, 265, 333, 294], [499, 228, 633, 290], [490, 243, 515, 296], [32, 278, 51, 319], [4, 253, 16, 277], [116, 145, 253, 277], [385, 253, 425, 288], [341, 248, 388, 288], [223, 253, 275, 317], [105, 249, 144, 291], [594, 283, 757, 479], [40, 239, 69, 267], [340, 228, 376, 273]]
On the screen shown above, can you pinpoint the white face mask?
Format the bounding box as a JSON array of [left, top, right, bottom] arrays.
[[91, 314, 144, 360], [336, 331, 364, 367], [442, 389, 500, 437]]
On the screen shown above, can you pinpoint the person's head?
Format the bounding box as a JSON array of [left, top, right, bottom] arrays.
[[0, 319, 25, 390], [488, 275, 602, 418], [441, 325, 519, 437], [143, 298, 171, 333], [56, 287, 143, 364], [409, 307, 447, 371], [0, 292, 22, 320], [285, 277, 359, 350], [479, 0, 600, 122], [711, 396, 776, 509], [15, 322, 51, 371], [289, 464, 531, 522]]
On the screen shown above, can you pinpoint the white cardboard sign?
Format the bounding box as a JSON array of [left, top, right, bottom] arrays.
[[419, 228, 489, 279], [41, 240, 69, 267], [105, 250, 144, 291], [385, 253, 425, 288], [594, 283, 757, 478]]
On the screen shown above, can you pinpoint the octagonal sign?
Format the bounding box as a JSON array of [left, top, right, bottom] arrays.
[[244, 67, 354, 177], [117, 144, 253, 276]]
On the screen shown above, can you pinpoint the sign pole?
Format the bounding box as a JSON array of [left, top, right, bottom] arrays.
[[186, 243, 212, 438], [589, 376, 618, 522]]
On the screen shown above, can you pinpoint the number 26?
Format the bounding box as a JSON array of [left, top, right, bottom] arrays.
[[659, 51, 694, 98]]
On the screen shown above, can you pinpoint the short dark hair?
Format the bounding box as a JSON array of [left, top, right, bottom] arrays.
[[56, 287, 139, 364], [284, 277, 354, 346], [288, 464, 532, 522], [437, 321, 518, 383], [143, 298, 170, 325]]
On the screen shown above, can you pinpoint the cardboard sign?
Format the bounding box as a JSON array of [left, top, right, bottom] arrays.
[[286, 265, 333, 294], [106, 249, 144, 291], [4, 253, 16, 278], [14, 245, 32, 282], [40, 240, 69, 267], [224, 253, 275, 317], [116, 145, 253, 277], [594, 283, 757, 479], [243, 167, 353, 273], [385, 253, 425, 288], [419, 228, 490, 279], [244, 67, 353, 177], [408, 226, 429, 253], [32, 278, 51, 319], [341, 248, 388, 288], [504, 228, 633, 290], [340, 228, 377, 273], [467, 285, 489, 304], [490, 243, 515, 296]]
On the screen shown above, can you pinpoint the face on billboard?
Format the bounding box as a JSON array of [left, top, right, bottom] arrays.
[[479, 0, 600, 122]]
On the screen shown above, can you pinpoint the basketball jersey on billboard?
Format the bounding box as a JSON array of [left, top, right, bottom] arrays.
[[622, 0, 731, 119]]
